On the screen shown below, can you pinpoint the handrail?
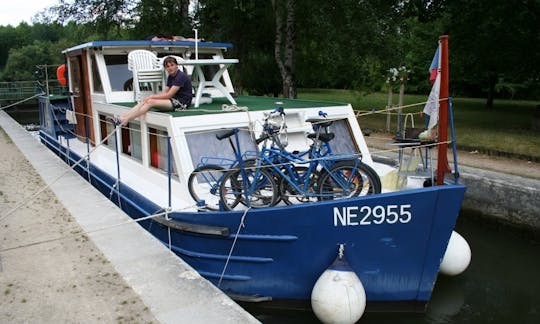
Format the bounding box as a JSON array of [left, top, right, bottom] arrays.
[[448, 97, 460, 183]]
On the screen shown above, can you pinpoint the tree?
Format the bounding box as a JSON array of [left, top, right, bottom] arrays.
[[131, 0, 191, 39], [48, 0, 137, 39], [292, 0, 403, 91], [272, 0, 296, 98], [446, 0, 540, 106], [2, 41, 64, 81], [197, 0, 280, 96], [0, 26, 20, 69]]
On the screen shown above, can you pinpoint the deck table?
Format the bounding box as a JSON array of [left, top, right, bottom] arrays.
[[180, 59, 239, 108]]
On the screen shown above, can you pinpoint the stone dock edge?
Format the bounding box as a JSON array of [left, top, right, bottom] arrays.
[[0, 111, 260, 323], [371, 156, 540, 235]]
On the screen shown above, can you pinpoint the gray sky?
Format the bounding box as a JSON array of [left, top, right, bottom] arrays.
[[1, 0, 58, 27]]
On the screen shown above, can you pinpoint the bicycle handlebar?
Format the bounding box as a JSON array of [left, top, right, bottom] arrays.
[[255, 133, 270, 144]]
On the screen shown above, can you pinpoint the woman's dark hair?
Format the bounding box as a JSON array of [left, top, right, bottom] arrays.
[[162, 56, 178, 67]]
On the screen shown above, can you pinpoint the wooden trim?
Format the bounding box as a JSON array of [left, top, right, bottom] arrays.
[[80, 50, 96, 145], [437, 35, 451, 185]]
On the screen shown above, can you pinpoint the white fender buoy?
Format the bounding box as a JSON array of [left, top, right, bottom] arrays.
[[311, 244, 366, 324], [440, 231, 471, 276]]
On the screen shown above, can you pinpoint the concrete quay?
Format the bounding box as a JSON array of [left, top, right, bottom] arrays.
[[0, 110, 259, 323], [458, 166, 540, 233]]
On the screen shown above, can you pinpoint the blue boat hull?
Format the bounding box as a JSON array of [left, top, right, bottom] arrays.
[[40, 130, 466, 308]]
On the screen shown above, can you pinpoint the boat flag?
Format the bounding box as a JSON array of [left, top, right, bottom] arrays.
[[423, 43, 441, 130], [429, 45, 440, 84]]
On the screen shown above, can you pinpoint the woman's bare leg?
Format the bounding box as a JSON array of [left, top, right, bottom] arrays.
[[119, 98, 172, 126]]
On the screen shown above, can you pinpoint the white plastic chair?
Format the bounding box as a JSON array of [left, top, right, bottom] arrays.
[[128, 50, 163, 102]]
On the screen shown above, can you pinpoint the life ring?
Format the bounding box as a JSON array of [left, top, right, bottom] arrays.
[[56, 64, 67, 86]]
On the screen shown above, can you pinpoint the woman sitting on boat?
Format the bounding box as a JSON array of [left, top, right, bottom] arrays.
[[114, 56, 192, 126]]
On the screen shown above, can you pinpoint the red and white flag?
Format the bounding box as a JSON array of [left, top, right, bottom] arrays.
[[423, 42, 441, 130]]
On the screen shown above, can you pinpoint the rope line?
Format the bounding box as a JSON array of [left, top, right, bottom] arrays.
[[352, 97, 448, 118], [218, 207, 251, 287], [0, 204, 197, 253], [0, 124, 119, 223], [0, 93, 45, 111]]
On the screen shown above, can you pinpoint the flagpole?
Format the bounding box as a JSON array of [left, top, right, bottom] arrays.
[[437, 35, 451, 185]]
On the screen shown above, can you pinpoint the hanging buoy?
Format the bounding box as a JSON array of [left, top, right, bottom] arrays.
[[440, 231, 471, 276], [311, 244, 366, 324], [56, 64, 67, 87]]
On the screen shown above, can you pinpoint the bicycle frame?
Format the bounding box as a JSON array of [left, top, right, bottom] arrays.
[[252, 145, 359, 199]]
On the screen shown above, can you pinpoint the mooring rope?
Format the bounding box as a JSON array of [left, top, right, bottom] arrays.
[[0, 124, 119, 223], [218, 207, 251, 287], [0, 93, 45, 111], [0, 204, 196, 253], [353, 97, 448, 117]]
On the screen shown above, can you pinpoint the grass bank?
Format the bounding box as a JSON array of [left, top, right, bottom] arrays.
[[298, 89, 540, 160]]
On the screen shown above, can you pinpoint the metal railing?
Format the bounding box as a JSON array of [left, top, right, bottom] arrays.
[[0, 63, 68, 103], [0, 81, 40, 101], [0, 80, 65, 102]]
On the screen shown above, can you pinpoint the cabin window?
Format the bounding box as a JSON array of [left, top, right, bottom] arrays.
[[98, 114, 117, 150], [148, 126, 177, 176], [90, 54, 103, 93], [122, 122, 142, 161], [328, 119, 359, 154], [103, 55, 132, 92], [185, 129, 257, 169]]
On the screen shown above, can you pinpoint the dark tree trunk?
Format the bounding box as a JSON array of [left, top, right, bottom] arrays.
[[272, 0, 296, 98], [486, 72, 497, 109]]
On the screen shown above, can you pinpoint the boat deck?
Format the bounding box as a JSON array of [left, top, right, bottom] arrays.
[[113, 95, 350, 117]]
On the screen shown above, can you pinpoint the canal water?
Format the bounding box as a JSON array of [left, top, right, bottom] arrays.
[[5, 106, 540, 324]]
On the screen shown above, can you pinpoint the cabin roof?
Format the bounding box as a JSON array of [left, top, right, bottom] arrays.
[[64, 40, 233, 54]]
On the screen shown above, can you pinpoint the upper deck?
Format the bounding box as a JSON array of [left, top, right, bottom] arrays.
[[113, 95, 349, 117]]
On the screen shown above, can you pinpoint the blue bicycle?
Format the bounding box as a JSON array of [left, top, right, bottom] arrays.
[[187, 128, 257, 210], [218, 109, 381, 211]]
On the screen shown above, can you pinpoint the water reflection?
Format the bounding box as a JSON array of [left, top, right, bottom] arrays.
[[425, 277, 465, 323]]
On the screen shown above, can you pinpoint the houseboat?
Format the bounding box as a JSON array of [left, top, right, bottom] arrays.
[[38, 36, 468, 318]]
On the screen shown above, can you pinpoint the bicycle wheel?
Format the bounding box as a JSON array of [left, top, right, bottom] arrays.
[[317, 160, 380, 200], [219, 168, 278, 211], [279, 166, 319, 205], [188, 164, 237, 211], [358, 161, 382, 195]]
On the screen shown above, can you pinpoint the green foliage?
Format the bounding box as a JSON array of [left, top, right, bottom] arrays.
[[294, 0, 402, 91], [49, 0, 138, 39], [443, 0, 540, 99], [130, 0, 191, 39], [0, 0, 539, 102], [197, 0, 277, 94], [1, 41, 64, 81]]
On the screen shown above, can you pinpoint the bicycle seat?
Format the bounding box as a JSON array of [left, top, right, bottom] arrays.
[[307, 132, 335, 142], [305, 118, 333, 128], [215, 129, 235, 140]]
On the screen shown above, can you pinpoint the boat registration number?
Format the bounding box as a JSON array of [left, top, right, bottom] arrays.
[[333, 205, 412, 226]]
